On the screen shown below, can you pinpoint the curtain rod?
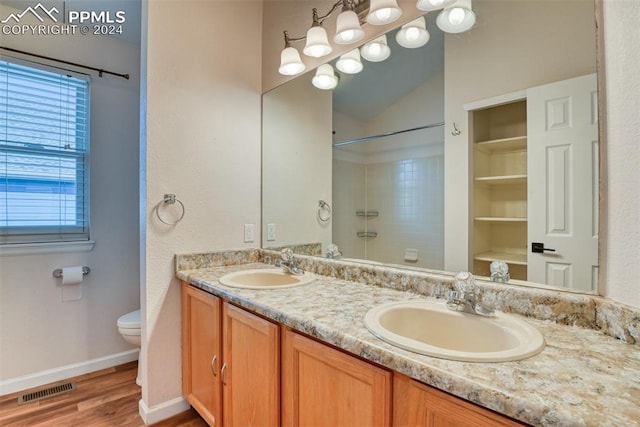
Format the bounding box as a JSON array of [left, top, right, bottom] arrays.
[[332, 122, 445, 148], [0, 46, 129, 80]]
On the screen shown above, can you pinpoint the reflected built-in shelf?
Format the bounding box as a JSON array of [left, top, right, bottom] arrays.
[[474, 251, 528, 266], [474, 175, 527, 186], [474, 217, 527, 222], [475, 136, 527, 152]]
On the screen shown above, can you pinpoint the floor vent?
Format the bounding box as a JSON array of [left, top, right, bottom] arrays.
[[18, 382, 76, 404]]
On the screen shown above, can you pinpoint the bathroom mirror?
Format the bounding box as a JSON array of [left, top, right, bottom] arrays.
[[262, 0, 599, 293]]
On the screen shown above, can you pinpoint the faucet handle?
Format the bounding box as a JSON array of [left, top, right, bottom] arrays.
[[281, 248, 294, 261], [454, 271, 476, 293]]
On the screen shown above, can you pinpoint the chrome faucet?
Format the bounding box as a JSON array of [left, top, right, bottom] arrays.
[[446, 272, 495, 317], [275, 248, 305, 276]]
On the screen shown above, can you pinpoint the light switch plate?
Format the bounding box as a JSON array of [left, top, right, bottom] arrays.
[[267, 223, 276, 241], [244, 224, 255, 243]]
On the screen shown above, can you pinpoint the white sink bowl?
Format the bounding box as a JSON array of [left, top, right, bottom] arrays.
[[219, 268, 315, 289], [364, 300, 545, 362]]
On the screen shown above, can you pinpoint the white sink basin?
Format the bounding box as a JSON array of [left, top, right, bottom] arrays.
[[219, 268, 315, 289], [364, 300, 545, 362]]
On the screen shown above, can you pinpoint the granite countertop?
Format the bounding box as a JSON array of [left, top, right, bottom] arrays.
[[177, 262, 640, 427]]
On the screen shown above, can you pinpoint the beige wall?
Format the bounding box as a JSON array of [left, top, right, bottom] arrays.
[[443, 0, 597, 273], [601, 0, 640, 307], [141, 0, 263, 420], [0, 4, 141, 392], [262, 72, 333, 250]]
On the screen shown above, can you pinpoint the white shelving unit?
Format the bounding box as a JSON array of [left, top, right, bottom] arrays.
[[471, 100, 528, 280]]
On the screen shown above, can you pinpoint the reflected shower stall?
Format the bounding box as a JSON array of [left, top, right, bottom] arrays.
[[331, 124, 445, 270]]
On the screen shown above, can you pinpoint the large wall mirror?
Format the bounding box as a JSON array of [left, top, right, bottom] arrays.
[[262, 0, 599, 294]]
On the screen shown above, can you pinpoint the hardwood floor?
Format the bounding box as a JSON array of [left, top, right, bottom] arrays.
[[0, 362, 207, 426]]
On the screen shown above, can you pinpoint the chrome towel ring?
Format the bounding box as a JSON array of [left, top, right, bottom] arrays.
[[318, 200, 331, 222], [155, 193, 185, 225]]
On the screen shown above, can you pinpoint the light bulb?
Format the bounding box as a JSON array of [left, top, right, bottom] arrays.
[[312, 64, 338, 90], [367, 0, 402, 25], [341, 30, 355, 42], [374, 8, 392, 21], [448, 7, 465, 25], [313, 75, 335, 89], [336, 49, 363, 74], [343, 61, 358, 73], [406, 27, 420, 41], [361, 35, 390, 62], [307, 46, 326, 57]]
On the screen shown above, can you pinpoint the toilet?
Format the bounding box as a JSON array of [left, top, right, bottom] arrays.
[[117, 309, 141, 386]]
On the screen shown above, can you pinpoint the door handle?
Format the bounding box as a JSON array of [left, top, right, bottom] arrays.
[[532, 242, 556, 253]]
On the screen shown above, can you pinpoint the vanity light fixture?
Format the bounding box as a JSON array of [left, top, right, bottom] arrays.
[[303, 9, 333, 58], [395, 16, 430, 48], [279, 0, 369, 76], [436, 0, 476, 34], [312, 64, 340, 90], [416, 0, 456, 12], [278, 31, 306, 76], [336, 49, 364, 74], [361, 34, 391, 62], [334, 2, 365, 44]]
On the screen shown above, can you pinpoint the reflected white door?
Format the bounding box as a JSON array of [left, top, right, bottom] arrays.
[[527, 74, 598, 291]]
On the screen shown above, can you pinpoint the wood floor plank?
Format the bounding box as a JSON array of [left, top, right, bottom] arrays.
[[0, 362, 206, 427]]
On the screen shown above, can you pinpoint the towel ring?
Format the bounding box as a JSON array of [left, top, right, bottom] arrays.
[[155, 193, 185, 225], [318, 200, 331, 222]]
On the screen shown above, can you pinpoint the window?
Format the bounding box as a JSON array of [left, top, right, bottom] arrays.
[[0, 58, 90, 244]]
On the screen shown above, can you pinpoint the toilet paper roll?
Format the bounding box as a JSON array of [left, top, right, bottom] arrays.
[[61, 266, 84, 286]]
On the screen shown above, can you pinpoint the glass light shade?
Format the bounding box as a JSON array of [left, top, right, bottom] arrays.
[[334, 10, 365, 45], [416, 0, 456, 11], [336, 49, 363, 74], [303, 26, 333, 57], [360, 35, 391, 62], [278, 46, 306, 76], [366, 0, 402, 25], [436, 0, 476, 33], [395, 16, 430, 48], [312, 64, 339, 90]]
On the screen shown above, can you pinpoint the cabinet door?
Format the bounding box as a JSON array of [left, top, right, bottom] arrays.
[[282, 329, 392, 427], [393, 374, 524, 427], [222, 303, 280, 427], [182, 283, 222, 425]]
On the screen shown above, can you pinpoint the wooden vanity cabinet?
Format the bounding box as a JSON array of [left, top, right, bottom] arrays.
[[183, 282, 526, 427], [393, 374, 525, 427], [281, 328, 392, 426], [181, 283, 280, 426]]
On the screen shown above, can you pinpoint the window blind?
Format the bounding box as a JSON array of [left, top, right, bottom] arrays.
[[0, 58, 90, 244]]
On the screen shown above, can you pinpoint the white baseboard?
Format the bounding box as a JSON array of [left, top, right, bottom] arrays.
[[139, 396, 190, 425], [0, 349, 139, 396]]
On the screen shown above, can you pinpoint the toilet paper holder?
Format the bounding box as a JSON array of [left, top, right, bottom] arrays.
[[53, 266, 91, 279]]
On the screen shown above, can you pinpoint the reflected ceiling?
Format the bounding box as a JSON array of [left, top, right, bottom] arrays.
[[333, 13, 443, 121]]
